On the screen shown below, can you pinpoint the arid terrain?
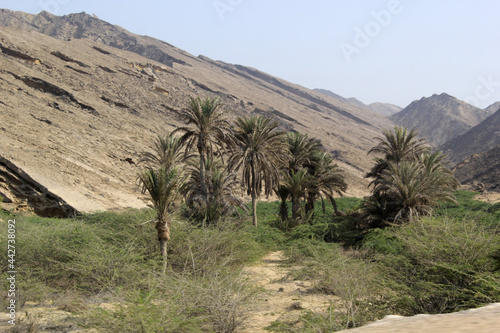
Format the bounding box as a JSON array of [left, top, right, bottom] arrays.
[[0, 9, 499, 333], [0, 10, 397, 216]]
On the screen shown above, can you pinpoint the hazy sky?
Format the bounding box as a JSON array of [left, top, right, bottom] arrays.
[[2, 0, 500, 108]]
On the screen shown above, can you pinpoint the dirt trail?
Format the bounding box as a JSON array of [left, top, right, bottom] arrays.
[[240, 251, 500, 333], [239, 251, 333, 332]]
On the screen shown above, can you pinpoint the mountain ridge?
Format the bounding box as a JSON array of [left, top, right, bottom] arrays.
[[314, 88, 402, 116], [0, 9, 393, 215]]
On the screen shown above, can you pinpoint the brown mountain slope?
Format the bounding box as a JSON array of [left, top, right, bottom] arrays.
[[440, 107, 500, 164], [314, 88, 402, 116], [452, 145, 500, 192], [485, 101, 500, 113], [390, 93, 491, 147], [0, 11, 393, 215]]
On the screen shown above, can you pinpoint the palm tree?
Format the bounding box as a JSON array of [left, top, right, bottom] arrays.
[[139, 167, 183, 274], [174, 96, 234, 198], [306, 152, 347, 215], [229, 116, 289, 227], [139, 132, 186, 170], [286, 131, 322, 173], [182, 158, 247, 225], [281, 169, 311, 221], [372, 152, 459, 224], [275, 184, 290, 225], [366, 126, 430, 187], [363, 127, 458, 227]]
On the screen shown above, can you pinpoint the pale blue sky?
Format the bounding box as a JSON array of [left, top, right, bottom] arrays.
[[2, 0, 500, 109]]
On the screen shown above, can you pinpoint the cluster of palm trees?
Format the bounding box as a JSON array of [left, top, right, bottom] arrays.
[[139, 97, 459, 266], [138, 96, 348, 263], [362, 126, 459, 227]]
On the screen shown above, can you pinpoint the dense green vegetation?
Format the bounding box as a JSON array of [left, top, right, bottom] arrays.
[[1, 192, 499, 332]]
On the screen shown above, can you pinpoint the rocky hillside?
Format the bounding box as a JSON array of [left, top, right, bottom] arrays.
[[441, 107, 500, 164], [315, 88, 402, 116], [0, 10, 393, 216], [485, 101, 500, 113], [390, 93, 491, 147], [452, 145, 500, 192]]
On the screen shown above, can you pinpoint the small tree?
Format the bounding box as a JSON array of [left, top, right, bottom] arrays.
[[281, 169, 311, 221], [139, 167, 183, 274], [182, 158, 247, 225], [363, 127, 459, 227], [139, 132, 186, 170]]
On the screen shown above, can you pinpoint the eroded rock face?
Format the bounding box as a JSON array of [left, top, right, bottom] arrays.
[[0, 156, 77, 217], [0, 11, 393, 214]]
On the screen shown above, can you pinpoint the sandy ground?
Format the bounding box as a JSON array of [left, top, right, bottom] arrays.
[[473, 192, 500, 204], [239, 251, 334, 332]]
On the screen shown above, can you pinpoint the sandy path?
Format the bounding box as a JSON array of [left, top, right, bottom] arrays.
[[239, 251, 333, 332]]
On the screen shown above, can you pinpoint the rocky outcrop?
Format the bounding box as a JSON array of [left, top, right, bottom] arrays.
[[0, 155, 78, 217], [441, 107, 500, 164], [452, 145, 500, 192]]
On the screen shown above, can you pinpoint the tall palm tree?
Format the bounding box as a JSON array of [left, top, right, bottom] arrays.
[[229, 116, 289, 227], [139, 167, 183, 274], [174, 96, 234, 198], [139, 132, 186, 170], [366, 126, 430, 187]]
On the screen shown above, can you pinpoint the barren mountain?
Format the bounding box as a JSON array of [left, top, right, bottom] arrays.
[[390, 93, 491, 147], [314, 88, 402, 116], [452, 145, 500, 192], [0, 10, 393, 216], [485, 101, 500, 113], [440, 107, 500, 165], [367, 102, 402, 117]]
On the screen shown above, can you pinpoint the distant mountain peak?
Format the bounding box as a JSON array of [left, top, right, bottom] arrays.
[[390, 93, 491, 147]]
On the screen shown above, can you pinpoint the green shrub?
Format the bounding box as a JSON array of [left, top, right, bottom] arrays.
[[80, 289, 206, 332], [379, 216, 500, 314], [168, 219, 265, 276], [362, 228, 403, 255]]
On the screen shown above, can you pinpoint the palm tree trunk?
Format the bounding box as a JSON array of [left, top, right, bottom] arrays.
[[279, 199, 288, 223], [156, 217, 170, 275], [160, 239, 168, 275], [329, 196, 339, 215], [251, 162, 258, 227], [199, 148, 207, 197], [292, 197, 301, 221], [252, 192, 257, 227], [305, 192, 316, 215]]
